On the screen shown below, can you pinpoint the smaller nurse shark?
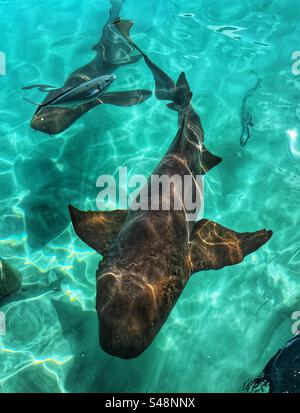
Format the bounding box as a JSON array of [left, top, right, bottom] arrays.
[[29, 0, 151, 135], [69, 21, 272, 359], [244, 335, 300, 393], [0, 258, 22, 300], [0, 260, 64, 307]]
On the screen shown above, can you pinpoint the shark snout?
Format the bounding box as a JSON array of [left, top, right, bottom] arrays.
[[99, 322, 148, 359], [31, 109, 67, 135], [31, 105, 89, 135], [96, 272, 157, 359]]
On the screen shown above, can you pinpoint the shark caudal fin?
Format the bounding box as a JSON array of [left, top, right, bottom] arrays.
[[93, 17, 141, 65], [93, 12, 141, 65], [113, 19, 145, 54]]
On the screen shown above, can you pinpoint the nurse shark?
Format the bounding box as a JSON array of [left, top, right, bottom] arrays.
[[0, 256, 63, 305], [29, 0, 151, 135], [244, 335, 300, 393], [69, 21, 272, 359], [0, 258, 22, 300]]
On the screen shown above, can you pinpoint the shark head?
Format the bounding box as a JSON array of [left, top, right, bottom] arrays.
[[30, 100, 99, 135], [31, 106, 75, 134], [96, 270, 163, 359]]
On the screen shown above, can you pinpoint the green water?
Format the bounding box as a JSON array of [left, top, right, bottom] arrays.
[[0, 0, 300, 393]]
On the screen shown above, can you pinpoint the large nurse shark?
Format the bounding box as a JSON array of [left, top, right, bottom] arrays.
[[29, 0, 151, 135], [69, 21, 272, 359]]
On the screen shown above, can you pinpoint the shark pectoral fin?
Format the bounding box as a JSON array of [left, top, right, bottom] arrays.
[[69, 205, 128, 255], [190, 219, 272, 273], [199, 145, 222, 174], [101, 90, 152, 106]]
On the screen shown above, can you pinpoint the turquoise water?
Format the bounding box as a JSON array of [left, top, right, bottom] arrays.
[[0, 0, 300, 393]]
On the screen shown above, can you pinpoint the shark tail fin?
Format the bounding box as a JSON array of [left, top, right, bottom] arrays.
[[93, 18, 141, 66]]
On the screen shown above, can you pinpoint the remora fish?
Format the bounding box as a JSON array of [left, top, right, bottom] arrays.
[[29, 0, 151, 135], [23, 74, 116, 109]]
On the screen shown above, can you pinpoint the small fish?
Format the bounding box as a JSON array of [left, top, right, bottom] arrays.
[[240, 111, 254, 147], [240, 73, 261, 147], [23, 74, 116, 109]]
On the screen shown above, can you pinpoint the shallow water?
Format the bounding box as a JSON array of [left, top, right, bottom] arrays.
[[0, 0, 300, 393]]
